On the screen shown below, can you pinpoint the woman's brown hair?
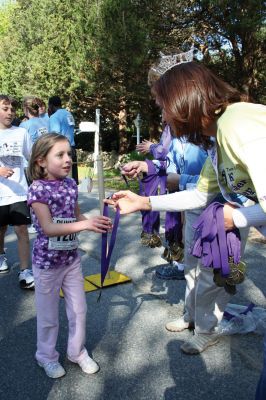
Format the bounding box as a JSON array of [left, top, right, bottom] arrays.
[[28, 133, 70, 181], [23, 96, 40, 117], [152, 61, 246, 148]]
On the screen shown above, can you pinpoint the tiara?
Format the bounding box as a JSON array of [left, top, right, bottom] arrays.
[[151, 47, 194, 76]]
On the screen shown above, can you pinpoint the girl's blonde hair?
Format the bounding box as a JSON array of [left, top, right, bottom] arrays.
[[28, 133, 70, 181]]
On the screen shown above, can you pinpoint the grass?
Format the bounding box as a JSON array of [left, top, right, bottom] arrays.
[[77, 150, 149, 192], [78, 165, 139, 193]]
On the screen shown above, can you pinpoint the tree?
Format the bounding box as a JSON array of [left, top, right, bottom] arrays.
[[0, 0, 264, 154]]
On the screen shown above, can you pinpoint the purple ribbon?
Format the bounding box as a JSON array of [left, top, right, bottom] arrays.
[[149, 124, 172, 160], [101, 202, 120, 287], [223, 303, 255, 321], [139, 159, 167, 196], [191, 202, 241, 277]]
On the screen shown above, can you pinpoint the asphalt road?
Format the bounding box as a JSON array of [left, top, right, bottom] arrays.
[[0, 189, 265, 400]]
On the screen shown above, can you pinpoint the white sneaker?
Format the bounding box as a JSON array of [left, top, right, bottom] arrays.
[[68, 354, 100, 374], [28, 224, 37, 234], [165, 317, 194, 332], [0, 253, 9, 274], [180, 333, 219, 355], [18, 268, 35, 289], [38, 361, 66, 378]]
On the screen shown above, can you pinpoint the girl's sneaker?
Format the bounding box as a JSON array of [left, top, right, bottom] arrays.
[[68, 354, 100, 374], [18, 268, 35, 289], [38, 361, 66, 378]]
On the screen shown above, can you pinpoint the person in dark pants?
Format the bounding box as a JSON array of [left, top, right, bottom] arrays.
[[48, 96, 78, 184]]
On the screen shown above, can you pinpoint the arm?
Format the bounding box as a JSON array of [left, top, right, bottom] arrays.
[[22, 128, 33, 161], [105, 188, 216, 215], [31, 202, 112, 236], [0, 167, 14, 178], [222, 203, 266, 234], [149, 125, 172, 159]]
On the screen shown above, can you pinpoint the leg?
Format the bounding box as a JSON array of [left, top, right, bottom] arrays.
[[194, 266, 232, 333], [0, 225, 9, 273], [183, 209, 202, 322], [14, 225, 30, 270], [33, 265, 62, 363], [165, 210, 201, 331], [0, 225, 8, 253], [62, 257, 88, 362], [181, 226, 249, 354]]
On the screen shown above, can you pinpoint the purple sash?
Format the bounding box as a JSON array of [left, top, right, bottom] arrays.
[[101, 203, 120, 287], [191, 202, 241, 277], [139, 160, 167, 234], [149, 124, 172, 160]]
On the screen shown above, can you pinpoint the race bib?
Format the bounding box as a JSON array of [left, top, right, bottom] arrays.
[[67, 115, 75, 126], [48, 217, 79, 250], [38, 127, 48, 137]]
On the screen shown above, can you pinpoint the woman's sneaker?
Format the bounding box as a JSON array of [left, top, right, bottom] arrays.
[[165, 317, 194, 332], [0, 253, 9, 274], [68, 354, 100, 374], [38, 361, 66, 379], [180, 333, 219, 354], [18, 268, 35, 289]]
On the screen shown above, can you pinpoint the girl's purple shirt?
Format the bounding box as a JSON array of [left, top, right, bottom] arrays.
[[27, 177, 79, 269]]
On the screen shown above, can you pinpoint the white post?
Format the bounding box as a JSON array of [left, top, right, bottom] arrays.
[[136, 114, 140, 145], [133, 113, 142, 145], [94, 109, 105, 214], [97, 156, 105, 215], [78, 110, 105, 214], [94, 109, 100, 174]]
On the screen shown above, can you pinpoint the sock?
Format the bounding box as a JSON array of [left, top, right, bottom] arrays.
[[172, 261, 185, 271]]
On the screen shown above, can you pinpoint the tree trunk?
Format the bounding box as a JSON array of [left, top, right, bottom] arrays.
[[118, 99, 128, 154]]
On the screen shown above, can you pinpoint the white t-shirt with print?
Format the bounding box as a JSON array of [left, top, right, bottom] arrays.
[[0, 126, 32, 205]]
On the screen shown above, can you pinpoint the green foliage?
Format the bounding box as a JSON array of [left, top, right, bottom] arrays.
[[0, 0, 265, 152]]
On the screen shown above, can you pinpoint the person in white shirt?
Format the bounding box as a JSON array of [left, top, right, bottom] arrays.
[[0, 95, 34, 289]]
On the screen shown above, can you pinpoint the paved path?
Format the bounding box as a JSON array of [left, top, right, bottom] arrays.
[[0, 189, 265, 400]]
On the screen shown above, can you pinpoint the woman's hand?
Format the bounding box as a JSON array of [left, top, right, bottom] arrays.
[[121, 161, 148, 178], [223, 203, 236, 231], [167, 173, 180, 192], [104, 190, 150, 214], [136, 140, 153, 154]]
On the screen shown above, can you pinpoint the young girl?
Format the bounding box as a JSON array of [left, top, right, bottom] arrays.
[[20, 97, 49, 143], [105, 62, 266, 397], [27, 133, 112, 379]]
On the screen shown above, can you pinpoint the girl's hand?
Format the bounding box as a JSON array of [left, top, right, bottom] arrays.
[[104, 190, 150, 214], [86, 216, 112, 233], [223, 203, 236, 231], [121, 161, 148, 178], [0, 167, 14, 178]]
